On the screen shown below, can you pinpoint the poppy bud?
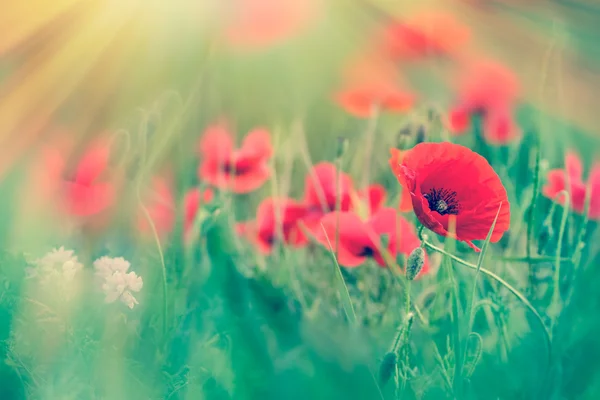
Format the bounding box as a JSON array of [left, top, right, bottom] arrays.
[[415, 125, 427, 144], [397, 122, 427, 149], [378, 351, 397, 386], [427, 106, 441, 123], [406, 246, 425, 280], [336, 137, 349, 159]]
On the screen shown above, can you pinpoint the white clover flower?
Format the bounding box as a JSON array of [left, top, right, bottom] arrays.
[[94, 256, 143, 309], [28, 246, 83, 284], [93, 256, 130, 279]]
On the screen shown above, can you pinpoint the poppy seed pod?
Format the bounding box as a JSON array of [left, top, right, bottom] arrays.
[[396, 122, 427, 149], [379, 351, 397, 386], [406, 246, 425, 280]]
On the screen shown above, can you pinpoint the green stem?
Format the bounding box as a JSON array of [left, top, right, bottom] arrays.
[[423, 240, 552, 361], [551, 191, 570, 330], [572, 181, 593, 267], [527, 141, 542, 292], [499, 256, 571, 264], [139, 202, 169, 338]]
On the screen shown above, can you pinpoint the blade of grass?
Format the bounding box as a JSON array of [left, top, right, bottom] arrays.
[[320, 224, 385, 400], [423, 239, 552, 383], [549, 190, 570, 327], [527, 140, 542, 293], [461, 204, 503, 386]]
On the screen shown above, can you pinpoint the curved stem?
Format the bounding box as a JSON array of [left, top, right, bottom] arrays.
[[423, 240, 552, 360], [551, 190, 570, 328], [527, 142, 542, 290], [139, 202, 169, 339]]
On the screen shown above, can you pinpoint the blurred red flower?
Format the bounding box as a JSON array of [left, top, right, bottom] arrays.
[[389, 142, 510, 251], [315, 207, 429, 275], [137, 176, 176, 238], [378, 11, 470, 60], [198, 123, 273, 193], [301, 162, 354, 233], [542, 151, 600, 219], [223, 0, 318, 50], [184, 187, 215, 233], [237, 197, 308, 254], [353, 184, 387, 216], [447, 59, 521, 144], [41, 138, 117, 217], [334, 54, 414, 118]]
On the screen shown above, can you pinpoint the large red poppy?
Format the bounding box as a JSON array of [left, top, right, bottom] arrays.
[[301, 162, 354, 233], [447, 59, 521, 144], [237, 197, 308, 254], [137, 176, 176, 238], [40, 138, 117, 217], [334, 53, 414, 118], [222, 0, 318, 50], [198, 123, 273, 193], [389, 142, 510, 251], [314, 207, 429, 275], [542, 151, 600, 219], [377, 10, 470, 60]]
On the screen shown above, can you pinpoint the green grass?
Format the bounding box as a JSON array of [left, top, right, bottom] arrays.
[[2, 3, 600, 398], [0, 104, 598, 399]]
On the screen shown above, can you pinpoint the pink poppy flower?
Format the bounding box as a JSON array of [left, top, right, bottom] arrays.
[[314, 207, 430, 276], [447, 59, 521, 144], [237, 197, 308, 254], [198, 122, 273, 193], [543, 151, 600, 219]]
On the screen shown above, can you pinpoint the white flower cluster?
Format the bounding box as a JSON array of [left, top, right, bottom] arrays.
[[93, 256, 143, 309], [27, 248, 143, 309], [27, 246, 83, 285]]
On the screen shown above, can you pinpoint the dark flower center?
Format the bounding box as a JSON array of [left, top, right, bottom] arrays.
[[358, 247, 375, 257], [424, 188, 459, 215], [222, 162, 252, 175]]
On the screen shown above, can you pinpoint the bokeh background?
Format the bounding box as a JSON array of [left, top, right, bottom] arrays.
[[2, 0, 600, 399]]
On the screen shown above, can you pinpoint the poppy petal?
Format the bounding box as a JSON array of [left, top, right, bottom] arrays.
[[199, 123, 234, 159], [74, 140, 110, 185], [565, 151, 583, 182], [483, 109, 521, 145], [315, 212, 374, 267], [63, 182, 115, 216], [303, 162, 353, 211]]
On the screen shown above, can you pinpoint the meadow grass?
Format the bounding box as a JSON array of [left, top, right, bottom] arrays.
[[1, 2, 600, 399], [0, 106, 598, 400]]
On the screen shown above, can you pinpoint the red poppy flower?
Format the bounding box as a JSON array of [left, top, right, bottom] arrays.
[[238, 197, 308, 254], [301, 162, 354, 233], [137, 176, 176, 238], [378, 10, 470, 60], [389, 142, 510, 251], [198, 123, 273, 193], [447, 59, 521, 144], [40, 138, 117, 217], [334, 54, 414, 118], [314, 207, 429, 275], [222, 0, 318, 50], [542, 151, 600, 219], [184, 187, 215, 233]]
